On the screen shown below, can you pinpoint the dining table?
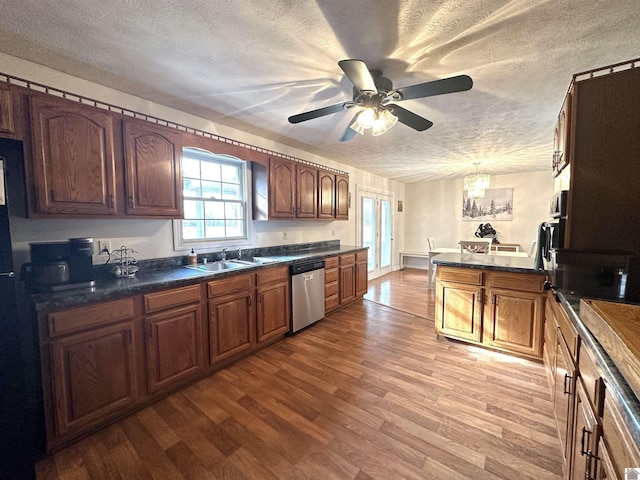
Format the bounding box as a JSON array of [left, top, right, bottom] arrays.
[[427, 248, 530, 289]]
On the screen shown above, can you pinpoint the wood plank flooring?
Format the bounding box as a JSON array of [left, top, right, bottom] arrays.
[[36, 268, 562, 479]]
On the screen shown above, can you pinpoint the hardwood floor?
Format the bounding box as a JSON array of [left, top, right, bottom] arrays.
[[36, 269, 562, 480]]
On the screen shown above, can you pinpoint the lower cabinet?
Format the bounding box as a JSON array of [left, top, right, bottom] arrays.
[[571, 381, 599, 480], [340, 253, 356, 304], [143, 285, 204, 394], [355, 250, 368, 297], [41, 298, 138, 450], [435, 266, 545, 359], [325, 250, 368, 313], [324, 256, 340, 313], [255, 266, 289, 343], [208, 273, 255, 363]]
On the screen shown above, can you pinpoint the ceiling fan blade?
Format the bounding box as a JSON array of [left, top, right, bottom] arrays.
[[339, 112, 360, 142], [391, 75, 473, 102], [387, 105, 434, 131], [288, 102, 354, 124], [338, 59, 377, 93]]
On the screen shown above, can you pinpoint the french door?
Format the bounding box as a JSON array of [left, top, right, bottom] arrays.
[[358, 188, 393, 279]]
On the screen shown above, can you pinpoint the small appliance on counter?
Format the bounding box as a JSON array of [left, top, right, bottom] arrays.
[[20, 237, 95, 292]]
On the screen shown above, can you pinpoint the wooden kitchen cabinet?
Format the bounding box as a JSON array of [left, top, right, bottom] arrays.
[[324, 255, 340, 313], [255, 266, 290, 343], [552, 89, 571, 177], [554, 324, 576, 471], [335, 173, 349, 220], [207, 273, 254, 363], [435, 266, 546, 359], [42, 297, 138, 442], [295, 163, 317, 218], [123, 118, 183, 217], [318, 169, 336, 219], [339, 253, 356, 305], [27, 94, 118, 215], [571, 381, 600, 480], [143, 285, 204, 394], [435, 267, 484, 343], [355, 250, 368, 297], [267, 157, 295, 218], [0, 82, 15, 135]]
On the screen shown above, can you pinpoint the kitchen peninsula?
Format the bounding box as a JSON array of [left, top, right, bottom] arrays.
[[433, 252, 546, 359]]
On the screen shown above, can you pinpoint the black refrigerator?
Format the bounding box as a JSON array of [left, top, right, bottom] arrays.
[[0, 152, 36, 478]]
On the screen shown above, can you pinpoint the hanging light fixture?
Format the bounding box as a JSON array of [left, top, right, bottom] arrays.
[[350, 106, 398, 136], [464, 162, 490, 198]]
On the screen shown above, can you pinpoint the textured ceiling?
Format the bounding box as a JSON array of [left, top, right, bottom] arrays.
[[0, 0, 638, 182]]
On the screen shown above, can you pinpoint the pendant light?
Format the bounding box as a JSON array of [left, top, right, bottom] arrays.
[[464, 162, 490, 198]]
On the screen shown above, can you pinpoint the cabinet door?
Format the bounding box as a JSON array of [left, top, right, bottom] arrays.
[[552, 91, 571, 177], [295, 164, 317, 218], [571, 381, 600, 480], [436, 281, 483, 343], [356, 260, 368, 297], [335, 173, 349, 220], [268, 157, 295, 218], [29, 95, 117, 215], [554, 332, 576, 470], [256, 281, 290, 343], [208, 291, 254, 363], [318, 170, 336, 219], [145, 303, 203, 394], [49, 322, 136, 436], [0, 83, 15, 135], [543, 301, 558, 391], [595, 438, 617, 480], [484, 288, 543, 358], [340, 264, 356, 304], [123, 119, 183, 217]]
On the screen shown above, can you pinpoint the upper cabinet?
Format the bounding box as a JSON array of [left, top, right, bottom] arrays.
[[24, 93, 184, 218], [123, 119, 183, 217], [28, 95, 118, 216], [0, 83, 16, 135], [253, 158, 349, 221], [552, 89, 571, 178]]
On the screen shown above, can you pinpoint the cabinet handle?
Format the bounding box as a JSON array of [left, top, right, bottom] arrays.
[[491, 293, 496, 305], [585, 451, 594, 480], [258, 292, 263, 304], [108, 194, 114, 207], [563, 373, 572, 395], [476, 290, 483, 305], [128, 195, 134, 208], [247, 295, 252, 306], [580, 426, 592, 456]]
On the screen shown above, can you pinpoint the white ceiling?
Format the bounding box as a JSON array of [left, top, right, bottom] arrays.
[[0, 0, 638, 183]]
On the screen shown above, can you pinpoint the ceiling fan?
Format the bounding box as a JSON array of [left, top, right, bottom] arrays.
[[288, 59, 473, 142]]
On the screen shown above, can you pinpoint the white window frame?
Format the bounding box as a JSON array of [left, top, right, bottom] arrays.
[[173, 148, 253, 251]]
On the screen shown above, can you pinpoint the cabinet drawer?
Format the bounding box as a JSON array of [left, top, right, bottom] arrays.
[[144, 284, 201, 313], [356, 250, 368, 262], [48, 298, 134, 337], [207, 273, 252, 297], [489, 272, 545, 293], [556, 301, 579, 359], [602, 393, 640, 478], [255, 266, 288, 286], [325, 294, 339, 311], [340, 253, 355, 266], [324, 256, 339, 269], [438, 267, 483, 285], [325, 281, 339, 297], [578, 343, 604, 415], [325, 267, 338, 283]]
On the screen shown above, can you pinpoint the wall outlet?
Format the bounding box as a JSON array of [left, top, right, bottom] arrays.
[[332, 228, 336, 237], [97, 239, 111, 256], [282, 232, 287, 240]]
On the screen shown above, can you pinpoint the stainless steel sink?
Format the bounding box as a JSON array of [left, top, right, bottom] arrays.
[[185, 261, 251, 272], [233, 257, 279, 265]]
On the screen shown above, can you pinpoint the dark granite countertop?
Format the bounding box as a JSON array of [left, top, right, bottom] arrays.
[[432, 252, 543, 274], [29, 243, 366, 312], [557, 292, 640, 445]]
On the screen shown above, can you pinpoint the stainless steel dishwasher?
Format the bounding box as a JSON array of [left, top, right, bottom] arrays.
[[290, 259, 325, 333]]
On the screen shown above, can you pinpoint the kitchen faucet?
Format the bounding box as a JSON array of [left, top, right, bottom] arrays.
[[221, 248, 227, 261], [237, 248, 242, 259]]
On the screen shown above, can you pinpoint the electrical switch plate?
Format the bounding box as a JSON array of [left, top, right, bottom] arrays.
[[97, 239, 111, 256]]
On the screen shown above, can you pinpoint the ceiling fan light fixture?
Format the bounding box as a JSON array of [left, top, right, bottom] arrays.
[[371, 108, 398, 136], [350, 107, 375, 134], [464, 163, 490, 198]]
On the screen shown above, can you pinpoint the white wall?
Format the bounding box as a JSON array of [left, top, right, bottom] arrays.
[[2, 54, 406, 265], [404, 171, 555, 253]]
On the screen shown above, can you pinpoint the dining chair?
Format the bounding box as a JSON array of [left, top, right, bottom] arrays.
[[427, 237, 436, 251], [459, 239, 492, 254]]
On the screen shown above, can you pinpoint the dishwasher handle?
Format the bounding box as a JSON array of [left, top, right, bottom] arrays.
[[290, 260, 325, 275]]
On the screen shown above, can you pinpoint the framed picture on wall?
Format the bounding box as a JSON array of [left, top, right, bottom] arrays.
[[462, 188, 513, 221]]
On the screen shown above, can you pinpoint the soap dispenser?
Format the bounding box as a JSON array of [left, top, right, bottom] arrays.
[[188, 249, 197, 266]]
